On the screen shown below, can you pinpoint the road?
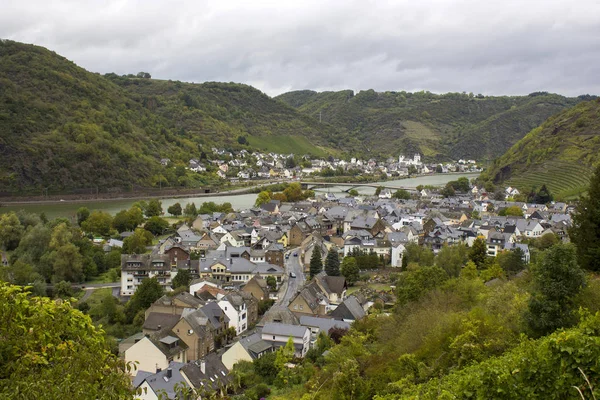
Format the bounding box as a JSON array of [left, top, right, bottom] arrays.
[[258, 248, 305, 324]]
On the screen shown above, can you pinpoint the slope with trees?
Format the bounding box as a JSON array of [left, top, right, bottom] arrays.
[[480, 98, 600, 199]]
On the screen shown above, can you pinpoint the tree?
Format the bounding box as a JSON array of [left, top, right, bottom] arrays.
[[393, 189, 411, 200], [167, 202, 182, 217], [76, 207, 90, 226], [285, 156, 296, 169], [144, 216, 170, 235], [375, 186, 384, 196], [50, 243, 84, 283], [283, 183, 304, 202], [309, 245, 323, 279], [570, 165, 600, 271], [255, 191, 271, 207], [435, 244, 468, 278], [171, 269, 192, 289], [266, 275, 277, 291], [526, 244, 585, 337], [497, 248, 526, 277], [112, 206, 144, 233], [81, 211, 113, 236], [348, 189, 359, 196], [440, 183, 455, 198], [535, 232, 559, 250], [0, 283, 135, 399], [325, 249, 341, 276], [136, 71, 151, 78], [469, 237, 488, 269], [0, 212, 24, 250], [145, 199, 163, 217], [123, 228, 153, 254], [471, 210, 480, 220], [126, 277, 164, 320], [237, 135, 247, 145], [184, 202, 198, 217], [533, 184, 553, 204], [436, 164, 443, 173], [53, 280, 73, 299], [499, 206, 523, 217], [340, 257, 359, 285], [396, 266, 448, 305]]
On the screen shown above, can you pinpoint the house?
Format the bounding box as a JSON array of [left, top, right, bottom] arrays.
[[120, 254, 175, 296], [221, 332, 274, 370], [299, 316, 350, 347], [218, 292, 249, 335], [313, 272, 347, 305], [390, 242, 406, 267], [125, 333, 188, 376], [241, 276, 270, 301], [289, 222, 311, 247], [330, 295, 367, 322], [142, 312, 182, 335], [379, 189, 392, 199], [163, 245, 190, 268], [134, 361, 188, 400], [180, 353, 232, 396], [261, 322, 311, 358], [172, 309, 216, 361], [288, 282, 328, 316]]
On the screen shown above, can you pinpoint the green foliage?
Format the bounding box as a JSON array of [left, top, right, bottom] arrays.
[[440, 183, 455, 198], [396, 266, 448, 306], [255, 191, 271, 207], [325, 249, 341, 276], [0, 282, 135, 399], [183, 202, 197, 217], [171, 269, 192, 290], [526, 244, 585, 337], [435, 244, 469, 278], [375, 186, 384, 196], [403, 242, 435, 267], [570, 164, 600, 272], [498, 205, 524, 216], [145, 199, 163, 217], [348, 189, 359, 196], [197, 201, 234, 214], [122, 228, 152, 254], [496, 249, 526, 277], [383, 311, 600, 399], [167, 202, 182, 216], [392, 189, 411, 200], [469, 238, 488, 269], [482, 99, 600, 199], [341, 257, 359, 285], [81, 211, 113, 237], [112, 206, 144, 233], [258, 299, 275, 315], [143, 216, 169, 235], [76, 207, 90, 226], [266, 275, 277, 290], [125, 277, 164, 321], [0, 212, 24, 250], [309, 246, 323, 279]]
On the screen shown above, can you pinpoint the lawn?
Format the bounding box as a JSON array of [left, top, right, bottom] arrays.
[[347, 283, 393, 295]]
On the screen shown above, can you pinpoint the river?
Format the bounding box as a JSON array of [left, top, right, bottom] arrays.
[[0, 172, 479, 220]]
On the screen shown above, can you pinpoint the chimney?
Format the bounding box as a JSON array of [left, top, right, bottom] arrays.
[[166, 368, 172, 379], [200, 360, 206, 374]]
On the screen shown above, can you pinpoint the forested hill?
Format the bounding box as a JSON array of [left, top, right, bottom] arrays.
[[480, 98, 600, 199], [275, 89, 583, 161], [0, 40, 348, 194]]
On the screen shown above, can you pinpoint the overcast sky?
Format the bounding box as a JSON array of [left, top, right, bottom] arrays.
[[2, 0, 600, 97]]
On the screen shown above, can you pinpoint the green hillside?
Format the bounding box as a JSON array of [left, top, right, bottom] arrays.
[[276, 90, 582, 161], [481, 98, 600, 199], [0, 41, 346, 194]]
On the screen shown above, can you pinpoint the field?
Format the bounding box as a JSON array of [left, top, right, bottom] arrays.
[[507, 161, 592, 200], [247, 135, 332, 157]]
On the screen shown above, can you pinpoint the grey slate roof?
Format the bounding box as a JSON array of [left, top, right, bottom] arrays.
[[137, 361, 187, 399], [330, 295, 366, 321], [262, 322, 309, 338], [299, 316, 351, 333]]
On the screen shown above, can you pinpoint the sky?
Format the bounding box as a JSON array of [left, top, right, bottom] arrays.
[[2, 0, 600, 97]]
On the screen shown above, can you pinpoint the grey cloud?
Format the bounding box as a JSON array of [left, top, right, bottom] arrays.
[[1, 0, 600, 96]]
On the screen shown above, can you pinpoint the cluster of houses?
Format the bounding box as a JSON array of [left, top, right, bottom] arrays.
[[118, 178, 574, 398], [166, 148, 481, 182]]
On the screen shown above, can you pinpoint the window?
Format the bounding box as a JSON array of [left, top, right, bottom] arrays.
[[273, 335, 276, 340]]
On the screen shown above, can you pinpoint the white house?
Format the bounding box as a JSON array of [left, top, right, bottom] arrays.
[[261, 323, 311, 358], [125, 336, 187, 377], [390, 242, 406, 268], [217, 293, 248, 335]]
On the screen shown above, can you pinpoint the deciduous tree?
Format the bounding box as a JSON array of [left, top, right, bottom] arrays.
[[340, 257, 359, 285], [570, 165, 600, 271], [167, 202, 182, 217]]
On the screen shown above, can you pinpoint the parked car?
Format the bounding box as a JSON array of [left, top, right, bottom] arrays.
[[293, 252, 298, 257], [289, 272, 297, 278]]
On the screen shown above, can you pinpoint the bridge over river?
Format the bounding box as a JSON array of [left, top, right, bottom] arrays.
[[300, 181, 419, 192]]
